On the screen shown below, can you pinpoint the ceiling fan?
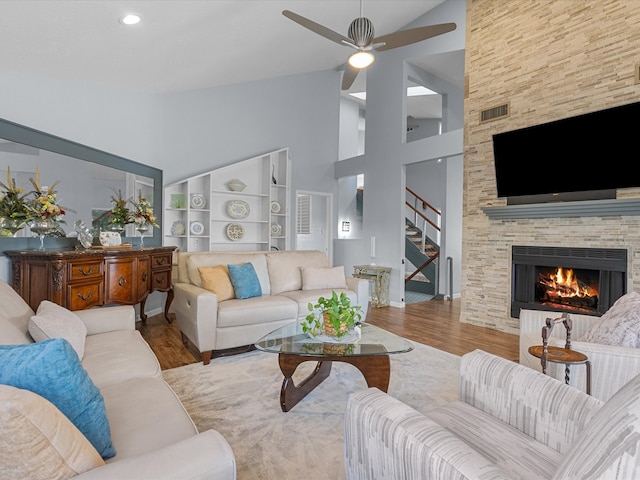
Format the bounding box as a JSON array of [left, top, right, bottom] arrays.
[[282, 4, 456, 90]]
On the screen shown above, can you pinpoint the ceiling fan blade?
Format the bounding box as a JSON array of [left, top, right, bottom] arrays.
[[373, 22, 456, 52], [283, 10, 351, 46], [342, 65, 359, 90]]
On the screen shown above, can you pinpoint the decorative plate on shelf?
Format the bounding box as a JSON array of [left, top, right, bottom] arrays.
[[190, 193, 206, 209], [226, 223, 245, 241], [227, 200, 250, 219], [171, 221, 186, 236], [190, 221, 205, 235], [270, 223, 282, 237], [270, 201, 282, 214]]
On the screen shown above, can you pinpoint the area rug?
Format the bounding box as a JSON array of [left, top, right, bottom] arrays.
[[163, 341, 460, 480]]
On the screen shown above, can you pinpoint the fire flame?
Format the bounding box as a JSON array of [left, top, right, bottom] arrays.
[[539, 267, 597, 298]]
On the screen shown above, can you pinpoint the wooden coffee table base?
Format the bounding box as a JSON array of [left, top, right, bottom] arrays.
[[278, 353, 391, 412]]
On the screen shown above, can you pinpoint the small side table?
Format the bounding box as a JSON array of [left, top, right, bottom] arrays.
[[528, 345, 592, 395], [353, 265, 391, 308], [528, 313, 592, 395]]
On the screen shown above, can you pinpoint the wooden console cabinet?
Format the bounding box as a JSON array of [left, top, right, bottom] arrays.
[[4, 246, 176, 321]]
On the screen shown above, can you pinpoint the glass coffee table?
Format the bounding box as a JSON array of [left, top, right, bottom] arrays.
[[255, 322, 413, 412]]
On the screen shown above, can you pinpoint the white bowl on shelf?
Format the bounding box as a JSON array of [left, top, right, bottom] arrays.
[[227, 179, 246, 192]]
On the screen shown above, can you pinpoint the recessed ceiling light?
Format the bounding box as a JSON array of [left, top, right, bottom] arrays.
[[119, 14, 141, 25]]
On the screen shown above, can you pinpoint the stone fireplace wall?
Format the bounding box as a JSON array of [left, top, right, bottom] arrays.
[[462, 0, 640, 334]]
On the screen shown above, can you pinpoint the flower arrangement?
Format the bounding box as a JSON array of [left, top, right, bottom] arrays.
[[108, 189, 132, 227], [0, 166, 33, 222], [129, 190, 159, 227], [29, 167, 65, 221]]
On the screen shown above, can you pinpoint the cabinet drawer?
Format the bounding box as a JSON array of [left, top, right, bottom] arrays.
[[68, 260, 103, 281], [151, 270, 171, 291], [151, 253, 172, 270], [67, 281, 104, 310]]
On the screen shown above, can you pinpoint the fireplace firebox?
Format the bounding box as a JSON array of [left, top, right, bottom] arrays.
[[511, 246, 627, 318]]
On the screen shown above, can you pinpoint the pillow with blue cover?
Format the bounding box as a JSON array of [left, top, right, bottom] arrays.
[[0, 338, 116, 459], [228, 262, 262, 299]]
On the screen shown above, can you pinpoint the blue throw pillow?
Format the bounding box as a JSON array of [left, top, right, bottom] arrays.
[[0, 338, 116, 459], [228, 262, 262, 299]]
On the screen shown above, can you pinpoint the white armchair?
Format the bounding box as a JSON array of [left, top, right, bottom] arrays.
[[519, 308, 640, 401], [345, 349, 640, 479]]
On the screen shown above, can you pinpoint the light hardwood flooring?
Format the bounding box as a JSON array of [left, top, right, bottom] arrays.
[[138, 298, 520, 371]]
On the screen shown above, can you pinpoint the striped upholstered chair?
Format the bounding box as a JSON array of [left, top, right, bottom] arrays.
[[344, 349, 640, 480]]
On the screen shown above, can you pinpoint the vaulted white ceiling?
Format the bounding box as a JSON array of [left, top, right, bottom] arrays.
[[0, 0, 456, 94]]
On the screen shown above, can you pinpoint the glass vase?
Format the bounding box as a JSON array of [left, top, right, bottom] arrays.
[[30, 217, 57, 250], [110, 223, 125, 234], [0, 217, 27, 237], [136, 222, 150, 247]]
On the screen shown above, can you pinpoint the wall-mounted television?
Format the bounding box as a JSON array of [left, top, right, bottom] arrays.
[[492, 101, 640, 204]]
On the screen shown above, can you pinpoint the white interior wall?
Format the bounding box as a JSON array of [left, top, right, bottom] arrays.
[[0, 1, 465, 309], [334, 0, 465, 305]]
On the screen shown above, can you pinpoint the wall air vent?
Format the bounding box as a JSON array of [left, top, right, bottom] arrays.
[[479, 103, 510, 123]]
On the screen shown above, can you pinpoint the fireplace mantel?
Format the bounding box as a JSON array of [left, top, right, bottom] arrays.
[[483, 198, 640, 219]]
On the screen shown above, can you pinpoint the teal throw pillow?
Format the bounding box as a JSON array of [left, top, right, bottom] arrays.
[[228, 262, 262, 299], [0, 338, 116, 459]]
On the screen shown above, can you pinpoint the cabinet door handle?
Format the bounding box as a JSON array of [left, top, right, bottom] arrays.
[[79, 265, 94, 275], [118, 276, 127, 287], [142, 272, 148, 281], [156, 258, 166, 265], [77, 291, 94, 301]]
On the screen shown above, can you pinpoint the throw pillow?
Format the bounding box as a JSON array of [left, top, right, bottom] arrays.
[[228, 262, 262, 299], [0, 384, 105, 479], [0, 339, 116, 459], [198, 265, 235, 301], [301, 266, 348, 291], [579, 291, 640, 347], [28, 300, 87, 359]]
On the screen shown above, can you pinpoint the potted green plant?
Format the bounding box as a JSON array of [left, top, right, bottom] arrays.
[[303, 291, 363, 339]]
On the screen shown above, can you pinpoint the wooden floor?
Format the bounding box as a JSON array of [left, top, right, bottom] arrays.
[[138, 298, 520, 371]]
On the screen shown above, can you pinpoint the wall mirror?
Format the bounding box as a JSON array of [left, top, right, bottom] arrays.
[[0, 117, 162, 250]]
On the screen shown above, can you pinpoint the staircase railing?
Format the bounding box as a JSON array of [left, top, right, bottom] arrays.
[[405, 187, 441, 251], [405, 187, 442, 285]]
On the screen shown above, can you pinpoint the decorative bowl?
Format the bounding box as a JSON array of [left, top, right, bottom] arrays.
[[99, 231, 121, 247], [227, 179, 246, 192]]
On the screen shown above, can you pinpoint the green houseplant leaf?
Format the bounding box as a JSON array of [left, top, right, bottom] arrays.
[[302, 290, 363, 339]]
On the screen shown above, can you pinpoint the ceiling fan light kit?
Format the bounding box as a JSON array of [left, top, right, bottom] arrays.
[[348, 51, 374, 69], [283, 5, 456, 90]]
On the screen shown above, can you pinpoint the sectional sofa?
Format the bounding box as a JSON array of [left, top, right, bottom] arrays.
[[172, 249, 369, 364], [0, 279, 235, 479]]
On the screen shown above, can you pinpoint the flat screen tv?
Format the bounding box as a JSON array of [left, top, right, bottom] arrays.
[[492, 101, 640, 204]]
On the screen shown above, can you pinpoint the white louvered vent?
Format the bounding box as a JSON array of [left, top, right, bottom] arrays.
[[480, 103, 510, 123]]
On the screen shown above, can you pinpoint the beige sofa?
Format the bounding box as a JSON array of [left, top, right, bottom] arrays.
[[345, 349, 640, 479], [173, 250, 369, 364], [0, 279, 236, 479]]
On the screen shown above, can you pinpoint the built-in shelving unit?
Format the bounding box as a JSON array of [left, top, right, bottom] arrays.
[[163, 148, 291, 252], [482, 198, 640, 219]]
